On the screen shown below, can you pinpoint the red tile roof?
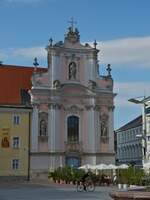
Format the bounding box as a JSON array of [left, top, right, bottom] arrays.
[[0, 64, 47, 105]]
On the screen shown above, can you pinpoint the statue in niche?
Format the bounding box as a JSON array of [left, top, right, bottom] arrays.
[[69, 62, 77, 79], [40, 120, 47, 136], [53, 80, 61, 89], [100, 114, 108, 137]]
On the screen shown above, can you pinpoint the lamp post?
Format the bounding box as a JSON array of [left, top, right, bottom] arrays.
[[128, 98, 147, 165]]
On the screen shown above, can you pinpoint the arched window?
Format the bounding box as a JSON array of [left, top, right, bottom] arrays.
[[67, 115, 79, 142], [40, 120, 47, 136]]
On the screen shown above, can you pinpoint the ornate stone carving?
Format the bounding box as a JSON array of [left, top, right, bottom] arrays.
[[94, 105, 101, 111], [49, 38, 53, 46], [53, 80, 61, 89], [54, 41, 63, 47], [88, 80, 96, 89], [85, 105, 93, 111], [65, 141, 82, 153], [65, 26, 80, 43], [64, 105, 83, 113], [85, 105, 100, 111], [106, 64, 112, 77]]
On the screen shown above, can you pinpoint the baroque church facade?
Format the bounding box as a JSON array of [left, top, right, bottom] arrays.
[[30, 24, 115, 178]]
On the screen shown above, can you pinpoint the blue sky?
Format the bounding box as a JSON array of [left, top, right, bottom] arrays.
[[0, 0, 150, 129]]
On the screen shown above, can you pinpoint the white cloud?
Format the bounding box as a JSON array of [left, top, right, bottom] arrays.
[[0, 51, 7, 61], [0, 44, 150, 110], [12, 46, 46, 59], [1, 35, 150, 67], [114, 82, 150, 107], [97, 36, 150, 67]]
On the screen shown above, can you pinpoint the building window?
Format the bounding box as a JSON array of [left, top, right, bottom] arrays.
[[67, 115, 79, 142], [13, 115, 20, 125], [12, 159, 19, 170], [12, 137, 20, 149], [148, 136, 150, 141]]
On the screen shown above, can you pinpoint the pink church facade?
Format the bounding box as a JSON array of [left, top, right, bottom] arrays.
[[30, 25, 116, 178]]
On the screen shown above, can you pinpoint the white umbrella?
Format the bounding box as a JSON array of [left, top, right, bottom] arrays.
[[107, 164, 118, 170], [143, 162, 150, 169], [117, 164, 129, 169], [90, 165, 97, 170], [95, 164, 109, 170], [78, 164, 95, 170]]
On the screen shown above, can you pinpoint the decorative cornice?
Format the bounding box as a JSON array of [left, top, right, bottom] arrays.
[[94, 105, 101, 111], [64, 105, 84, 113], [85, 105, 93, 111], [85, 105, 101, 111]]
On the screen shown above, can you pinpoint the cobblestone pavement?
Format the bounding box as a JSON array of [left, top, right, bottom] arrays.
[[0, 180, 116, 200]]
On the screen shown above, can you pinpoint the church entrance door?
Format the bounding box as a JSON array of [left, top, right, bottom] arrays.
[[66, 156, 80, 168]]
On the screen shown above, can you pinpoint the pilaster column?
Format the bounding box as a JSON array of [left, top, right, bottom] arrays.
[[48, 103, 61, 152], [50, 53, 60, 87], [108, 106, 114, 152], [94, 106, 100, 152], [31, 104, 39, 152], [85, 105, 97, 153]]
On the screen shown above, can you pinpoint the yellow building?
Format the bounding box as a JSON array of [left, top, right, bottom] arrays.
[[0, 65, 46, 180], [0, 106, 31, 180]]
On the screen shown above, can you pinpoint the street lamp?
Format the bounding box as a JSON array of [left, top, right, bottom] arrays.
[[128, 98, 147, 163]]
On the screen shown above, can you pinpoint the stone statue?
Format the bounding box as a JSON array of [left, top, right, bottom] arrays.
[[69, 62, 76, 79], [53, 80, 61, 89], [100, 114, 108, 137], [40, 120, 47, 136], [101, 120, 108, 136]]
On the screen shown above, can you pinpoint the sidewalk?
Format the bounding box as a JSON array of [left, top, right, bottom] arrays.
[[0, 178, 117, 192], [26, 179, 77, 188]]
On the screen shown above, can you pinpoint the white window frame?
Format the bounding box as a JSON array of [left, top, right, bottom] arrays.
[[12, 159, 19, 170], [13, 114, 21, 125], [12, 137, 20, 149]]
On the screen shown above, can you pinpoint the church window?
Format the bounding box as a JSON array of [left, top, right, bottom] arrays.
[[67, 115, 79, 142], [40, 120, 47, 136]]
